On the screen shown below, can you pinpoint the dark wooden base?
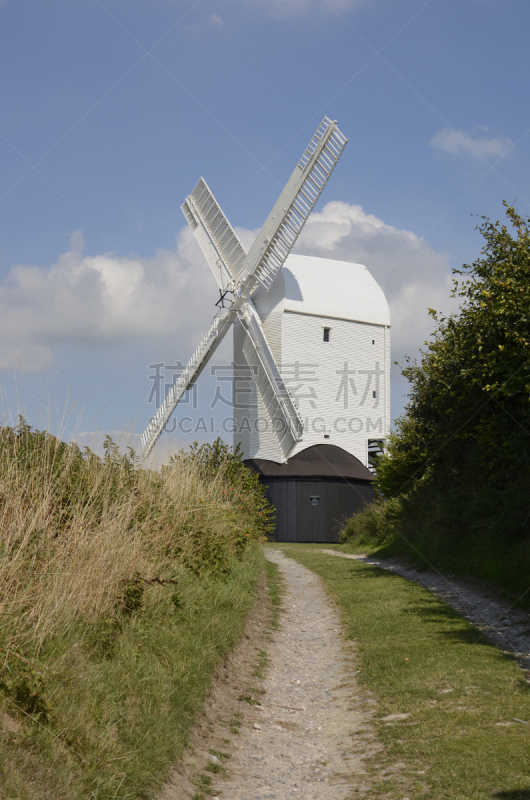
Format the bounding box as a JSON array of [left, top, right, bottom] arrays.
[[259, 476, 374, 543]]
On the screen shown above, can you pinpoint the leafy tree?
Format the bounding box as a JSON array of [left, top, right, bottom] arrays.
[[377, 204, 530, 541]]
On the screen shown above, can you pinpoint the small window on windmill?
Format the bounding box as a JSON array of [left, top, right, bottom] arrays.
[[323, 327, 331, 342], [372, 339, 375, 345], [310, 496, 320, 506]]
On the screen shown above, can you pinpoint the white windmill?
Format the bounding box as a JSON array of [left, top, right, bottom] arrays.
[[141, 117, 391, 541], [141, 117, 348, 463]]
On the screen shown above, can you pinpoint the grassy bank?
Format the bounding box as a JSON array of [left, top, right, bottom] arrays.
[[277, 545, 530, 800], [0, 422, 270, 799]]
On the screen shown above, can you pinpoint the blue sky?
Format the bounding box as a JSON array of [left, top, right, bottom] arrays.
[[1, 0, 528, 455]]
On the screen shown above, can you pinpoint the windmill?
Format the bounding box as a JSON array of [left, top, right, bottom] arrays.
[[141, 117, 348, 462]]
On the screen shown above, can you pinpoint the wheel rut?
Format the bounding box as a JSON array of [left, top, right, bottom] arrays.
[[320, 549, 530, 674]]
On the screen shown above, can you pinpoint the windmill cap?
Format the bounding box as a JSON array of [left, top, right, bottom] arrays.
[[283, 255, 390, 327]]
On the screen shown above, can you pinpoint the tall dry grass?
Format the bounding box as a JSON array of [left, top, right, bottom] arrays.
[[0, 419, 269, 652]]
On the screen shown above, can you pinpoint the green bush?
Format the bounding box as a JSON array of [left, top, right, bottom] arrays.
[[341, 497, 401, 547]]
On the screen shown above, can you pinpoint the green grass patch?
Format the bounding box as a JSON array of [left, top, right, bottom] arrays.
[[192, 772, 213, 800], [264, 556, 285, 629], [205, 761, 226, 774], [278, 544, 530, 800], [237, 693, 262, 706], [254, 649, 268, 678], [340, 495, 530, 607], [228, 711, 243, 735], [209, 748, 230, 760]]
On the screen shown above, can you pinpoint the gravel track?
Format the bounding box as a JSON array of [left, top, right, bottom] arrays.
[[215, 549, 378, 799], [321, 549, 530, 674]]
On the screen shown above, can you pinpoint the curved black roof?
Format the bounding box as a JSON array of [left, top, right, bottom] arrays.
[[244, 444, 374, 481]]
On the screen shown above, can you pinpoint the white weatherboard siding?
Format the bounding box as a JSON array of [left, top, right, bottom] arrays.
[[233, 254, 390, 466], [281, 311, 390, 462]]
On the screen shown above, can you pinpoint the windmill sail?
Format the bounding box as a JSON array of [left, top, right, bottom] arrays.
[[182, 178, 247, 289], [141, 308, 235, 459], [238, 302, 302, 460], [243, 117, 347, 290], [141, 117, 347, 462]]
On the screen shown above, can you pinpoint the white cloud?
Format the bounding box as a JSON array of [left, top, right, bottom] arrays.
[[0, 202, 455, 377], [430, 126, 513, 159], [0, 229, 217, 373], [295, 200, 457, 358]]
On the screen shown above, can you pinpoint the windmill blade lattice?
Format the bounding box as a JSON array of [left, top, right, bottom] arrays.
[[182, 178, 247, 289], [245, 117, 347, 291], [141, 308, 235, 460]]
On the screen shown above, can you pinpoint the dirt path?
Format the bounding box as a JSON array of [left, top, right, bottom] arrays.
[[160, 549, 378, 800], [321, 549, 530, 674], [213, 549, 378, 799]]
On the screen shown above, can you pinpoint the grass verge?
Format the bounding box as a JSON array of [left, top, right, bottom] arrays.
[[0, 423, 272, 799], [264, 557, 284, 631], [277, 544, 530, 800], [252, 557, 285, 681], [0, 548, 264, 800]]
